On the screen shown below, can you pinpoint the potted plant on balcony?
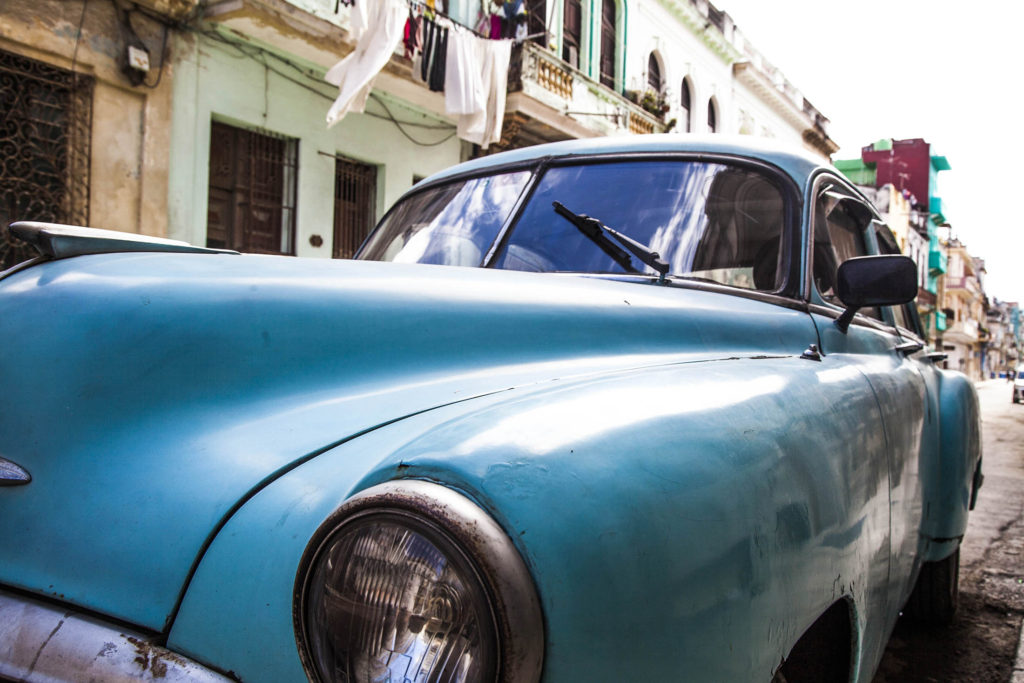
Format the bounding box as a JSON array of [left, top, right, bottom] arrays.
[[634, 88, 670, 120]]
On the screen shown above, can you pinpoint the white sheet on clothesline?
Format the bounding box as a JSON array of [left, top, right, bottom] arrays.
[[324, 0, 406, 128]]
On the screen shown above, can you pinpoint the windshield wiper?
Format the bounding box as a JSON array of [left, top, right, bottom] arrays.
[[552, 202, 669, 284]]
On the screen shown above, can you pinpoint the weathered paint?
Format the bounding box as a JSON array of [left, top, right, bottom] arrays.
[[0, 250, 820, 633], [166, 22, 464, 256], [1, 0, 174, 237]]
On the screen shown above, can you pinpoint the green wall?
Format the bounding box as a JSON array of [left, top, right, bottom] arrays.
[[167, 30, 464, 257]]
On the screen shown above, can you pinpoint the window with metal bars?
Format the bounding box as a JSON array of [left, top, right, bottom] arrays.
[[207, 121, 297, 255], [332, 156, 377, 259], [0, 49, 93, 270]]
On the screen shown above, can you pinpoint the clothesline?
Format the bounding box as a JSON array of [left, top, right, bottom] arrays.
[[406, 0, 490, 40], [325, 0, 513, 150]]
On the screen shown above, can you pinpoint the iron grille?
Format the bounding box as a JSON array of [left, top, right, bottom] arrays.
[[333, 156, 376, 259], [0, 49, 93, 269], [207, 121, 297, 255]]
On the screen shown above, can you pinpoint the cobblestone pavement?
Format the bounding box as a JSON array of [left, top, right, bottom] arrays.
[[873, 379, 1024, 682]]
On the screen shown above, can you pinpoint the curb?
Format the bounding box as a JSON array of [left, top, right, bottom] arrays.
[[1013, 620, 1024, 683]]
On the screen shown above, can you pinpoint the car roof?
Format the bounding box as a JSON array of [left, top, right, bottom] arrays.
[[423, 134, 828, 186]]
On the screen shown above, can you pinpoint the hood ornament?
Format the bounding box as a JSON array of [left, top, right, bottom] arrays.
[[0, 456, 31, 485]]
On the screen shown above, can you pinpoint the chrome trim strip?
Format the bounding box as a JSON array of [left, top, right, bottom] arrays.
[[0, 588, 235, 682], [0, 456, 30, 485]]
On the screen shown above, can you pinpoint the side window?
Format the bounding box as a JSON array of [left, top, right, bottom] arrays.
[[812, 188, 881, 319], [875, 226, 919, 334]]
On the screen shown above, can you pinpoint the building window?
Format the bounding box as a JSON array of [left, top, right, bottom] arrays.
[[599, 0, 617, 89], [707, 98, 717, 133], [207, 121, 297, 255], [0, 49, 93, 270], [333, 156, 377, 259], [562, 0, 582, 68], [526, 0, 547, 47], [647, 53, 662, 92], [680, 78, 692, 132]]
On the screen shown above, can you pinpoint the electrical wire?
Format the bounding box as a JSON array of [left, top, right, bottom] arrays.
[[196, 29, 458, 146], [70, 0, 89, 75]]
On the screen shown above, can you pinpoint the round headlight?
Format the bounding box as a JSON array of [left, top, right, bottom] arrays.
[[295, 481, 544, 683]]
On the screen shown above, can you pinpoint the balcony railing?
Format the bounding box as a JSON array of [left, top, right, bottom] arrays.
[[509, 41, 667, 137]]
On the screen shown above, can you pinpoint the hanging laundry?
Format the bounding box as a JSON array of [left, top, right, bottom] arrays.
[[455, 38, 512, 149], [403, 9, 422, 59], [325, 0, 406, 128], [347, 0, 369, 42], [444, 28, 485, 116], [418, 17, 448, 92], [501, 0, 525, 39], [428, 21, 448, 92], [419, 17, 435, 82]]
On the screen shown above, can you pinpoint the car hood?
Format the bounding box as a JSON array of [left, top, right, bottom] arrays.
[[0, 253, 813, 632]]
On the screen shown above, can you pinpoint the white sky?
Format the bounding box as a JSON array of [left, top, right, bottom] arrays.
[[717, 0, 1024, 304]]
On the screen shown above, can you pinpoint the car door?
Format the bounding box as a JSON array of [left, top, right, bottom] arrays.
[[802, 174, 928, 646]]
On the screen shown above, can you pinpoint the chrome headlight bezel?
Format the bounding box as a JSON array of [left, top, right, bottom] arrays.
[[294, 480, 544, 683]]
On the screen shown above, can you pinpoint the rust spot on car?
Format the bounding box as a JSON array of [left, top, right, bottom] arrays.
[[126, 636, 185, 678]]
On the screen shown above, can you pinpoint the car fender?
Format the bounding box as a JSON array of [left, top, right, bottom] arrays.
[[170, 355, 894, 682], [920, 368, 982, 562]]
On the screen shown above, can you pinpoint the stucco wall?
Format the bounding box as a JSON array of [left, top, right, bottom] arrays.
[[0, 0, 174, 236], [627, 0, 817, 151], [166, 29, 464, 258]]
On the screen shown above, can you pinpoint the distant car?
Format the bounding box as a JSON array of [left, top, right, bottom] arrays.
[[1013, 368, 1024, 403], [0, 136, 983, 683]]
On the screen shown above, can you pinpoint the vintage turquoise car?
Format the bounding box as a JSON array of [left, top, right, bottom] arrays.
[[0, 136, 982, 683]]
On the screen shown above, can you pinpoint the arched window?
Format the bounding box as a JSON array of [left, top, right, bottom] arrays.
[[599, 0, 617, 89], [647, 53, 662, 92], [680, 79, 691, 132], [707, 98, 717, 133]]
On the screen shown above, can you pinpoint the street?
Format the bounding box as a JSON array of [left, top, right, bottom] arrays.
[[874, 379, 1024, 682]]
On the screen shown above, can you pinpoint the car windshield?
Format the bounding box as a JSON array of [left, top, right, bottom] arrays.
[[361, 160, 788, 291]]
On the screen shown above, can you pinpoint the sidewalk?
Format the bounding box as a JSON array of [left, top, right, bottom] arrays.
[[976, 378, 1024, 681]]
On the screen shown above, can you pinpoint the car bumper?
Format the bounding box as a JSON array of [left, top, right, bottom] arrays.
[[0, 588, 235, 682]]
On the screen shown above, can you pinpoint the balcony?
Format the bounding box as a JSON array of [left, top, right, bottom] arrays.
[[936, 310, 948, 332], [945, 275, 982, 298], [945, 318, 980, 344], [928, 248, 947, 275], [502, 41, 669, 150]]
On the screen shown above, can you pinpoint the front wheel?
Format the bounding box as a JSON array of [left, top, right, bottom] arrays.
[[905, 547, 960, 625]]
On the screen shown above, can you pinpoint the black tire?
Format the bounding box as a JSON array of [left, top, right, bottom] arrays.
[[905, 547, 960, 625]]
